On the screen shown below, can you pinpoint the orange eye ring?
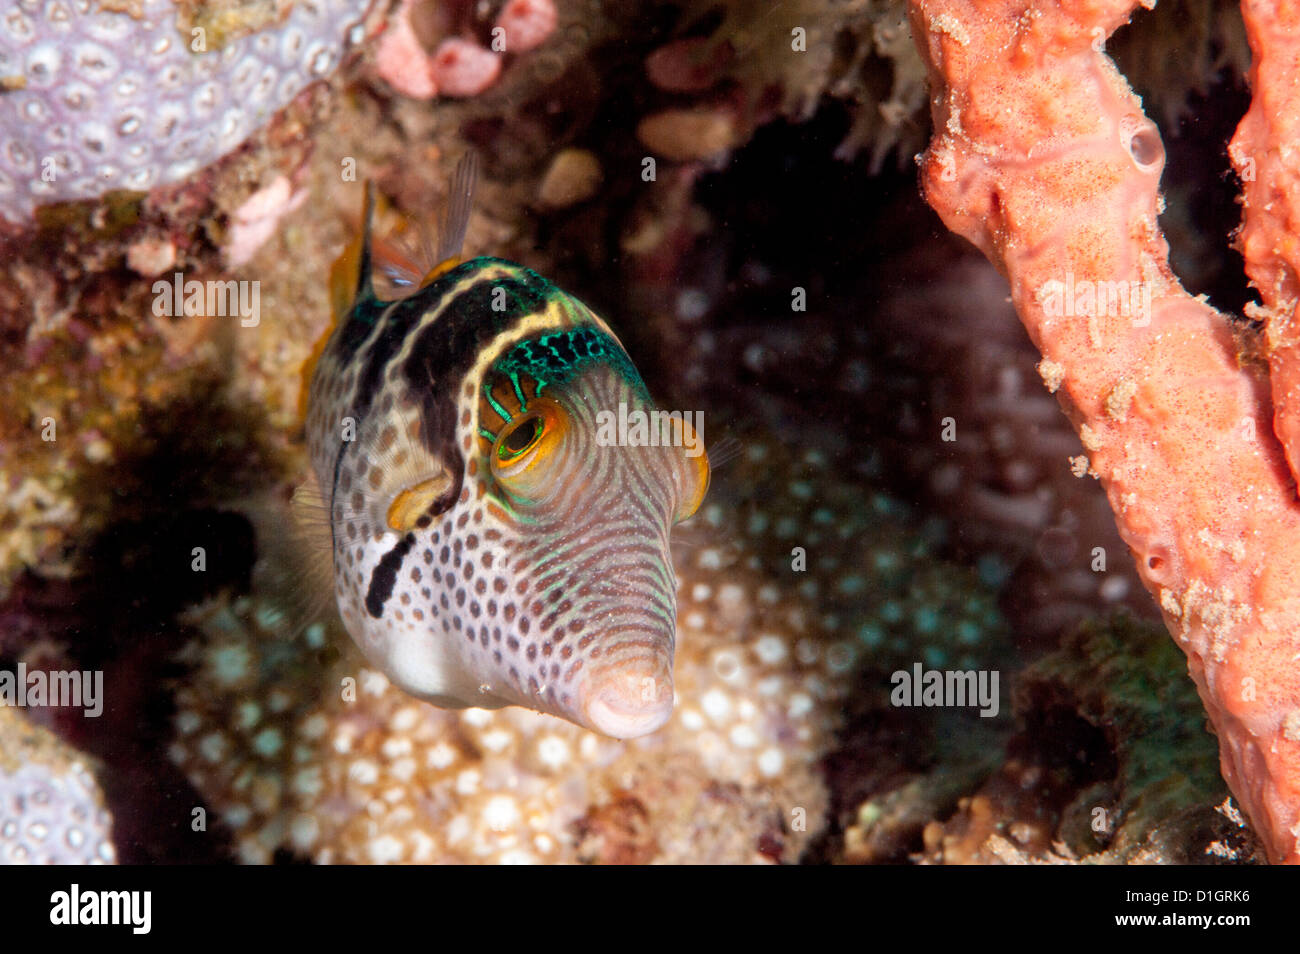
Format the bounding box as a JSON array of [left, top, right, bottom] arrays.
[[490, 399, 568, 502], [496, 413, 545, 463]]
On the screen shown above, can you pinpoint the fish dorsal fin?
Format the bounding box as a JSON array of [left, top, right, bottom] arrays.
[[300, 156, 475, 422], [301, 185, 379, 423], [357, 181, 377, 299], [329, 181, 377, 319], [421, 150, 479, 287]]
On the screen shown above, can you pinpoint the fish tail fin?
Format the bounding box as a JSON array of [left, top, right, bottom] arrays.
[[366, 153, 481, 297], [436, 151, 479, 265]]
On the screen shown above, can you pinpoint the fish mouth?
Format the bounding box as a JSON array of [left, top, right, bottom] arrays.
[[578, 645, 675, 739]]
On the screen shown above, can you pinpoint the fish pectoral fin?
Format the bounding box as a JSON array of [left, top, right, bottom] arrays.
[[235, 471, 340, 631], [290, 471, 333, 552]]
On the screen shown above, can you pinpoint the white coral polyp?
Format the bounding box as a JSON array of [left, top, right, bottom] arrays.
[[0, 761, 116, 864]]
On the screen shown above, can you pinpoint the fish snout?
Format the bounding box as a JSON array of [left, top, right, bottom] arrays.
[[578, 633, 675, 738]]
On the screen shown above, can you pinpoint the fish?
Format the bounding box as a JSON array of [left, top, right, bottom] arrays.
[[299, 154, 709, 739]]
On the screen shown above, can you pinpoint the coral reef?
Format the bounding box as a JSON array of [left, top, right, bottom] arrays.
[[908, 0, 1300, 861], [496, 0, 558, 54], [0, 0, 373, 223], [223, 173, 306, 265], [170, 581, 829, 864], [629, 114, 1153, 644], [1109, 0, 1249, 131], [651, 0, 930, 171], [0, 0, 1276, 866], [0, 703, 116, 864], [374, 0, 440, 99], [903, 617, 1260, 864]]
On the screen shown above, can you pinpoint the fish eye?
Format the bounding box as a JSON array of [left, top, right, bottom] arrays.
[[497, 414, 543, 462], [489, 400, 569, 504]]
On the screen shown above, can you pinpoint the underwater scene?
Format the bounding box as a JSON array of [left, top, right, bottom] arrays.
[[0, 0, 1295, 873]]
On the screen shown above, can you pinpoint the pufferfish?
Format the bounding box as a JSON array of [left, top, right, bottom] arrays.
[[300, 155, 708, 739]]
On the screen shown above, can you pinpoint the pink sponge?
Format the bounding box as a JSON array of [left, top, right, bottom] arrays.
[[495, 0, 558, 54], [375, 0, 439, 99], [430, 38, 501, 98]]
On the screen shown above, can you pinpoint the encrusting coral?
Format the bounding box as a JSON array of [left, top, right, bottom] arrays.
[[651, 0, 931, 172], [0, 703, 116, 864], [0, 0, 374, 224], [908, 0, 1300, 861], [371, 0, 558, 100]]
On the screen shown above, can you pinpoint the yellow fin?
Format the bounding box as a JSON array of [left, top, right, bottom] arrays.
[[297, 318, 336, 424], [328, 240, 361, 323], [299, 185, 378, 423]]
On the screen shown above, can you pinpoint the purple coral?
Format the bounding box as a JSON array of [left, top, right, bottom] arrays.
[[0, 706, 116, 864], [0, 0, 372, 223]]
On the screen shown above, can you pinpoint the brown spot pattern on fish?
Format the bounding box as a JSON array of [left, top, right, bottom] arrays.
[[303, 171, 708, 738]]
